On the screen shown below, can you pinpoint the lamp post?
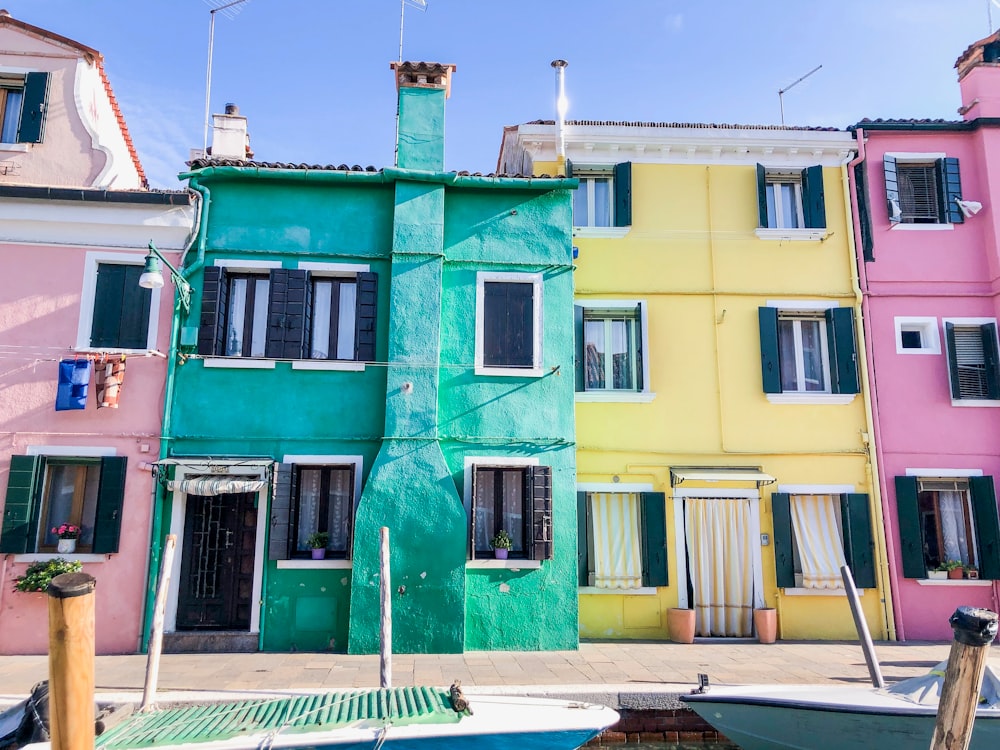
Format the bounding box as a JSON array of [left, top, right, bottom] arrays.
[[139, 241, 192, 314]]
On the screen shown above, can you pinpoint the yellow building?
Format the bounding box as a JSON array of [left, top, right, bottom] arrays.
[[499, 122, 894, 641]]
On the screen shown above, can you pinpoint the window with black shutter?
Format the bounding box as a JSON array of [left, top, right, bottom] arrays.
[[471, 465, 552, 560], [89, 263, 153, 350]]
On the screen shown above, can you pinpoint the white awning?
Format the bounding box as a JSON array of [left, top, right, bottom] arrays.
[[166, 476, 268, 496], [670, 467, 776, 487]]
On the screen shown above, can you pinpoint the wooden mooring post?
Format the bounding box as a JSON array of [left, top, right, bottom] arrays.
[[48, 572, 96, 750], [141, 534, 177, 712], [929, 606, 998, 750], [840, 564, 884, 688], [379, 526, 392, 689]]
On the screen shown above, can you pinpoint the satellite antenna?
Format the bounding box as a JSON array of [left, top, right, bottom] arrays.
[[399, 0, 427, 62], [203, 0, 251, 157], [778, 64, 822, 125]]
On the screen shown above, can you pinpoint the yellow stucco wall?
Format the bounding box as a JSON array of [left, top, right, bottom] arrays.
[[541, 158, 891, 642]]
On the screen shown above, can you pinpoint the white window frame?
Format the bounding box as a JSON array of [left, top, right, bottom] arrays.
[[475, 271, 544, 377], [574, 171, 614, 229], [895, 316, 940, 355], [75, 251, 162, 352], [764, 171, 804, 230], [886, 152, 955, 231], [577, 482, 657, 595], [942, 316, 1000, 407], [463, 455, 541, 569], [576, 299, 654, 403], [292, 261, 371, 372]]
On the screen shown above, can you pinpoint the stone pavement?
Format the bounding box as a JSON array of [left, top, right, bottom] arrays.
[[0, 640, 967, 705]]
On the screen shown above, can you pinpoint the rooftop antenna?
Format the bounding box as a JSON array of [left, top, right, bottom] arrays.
[[203, 0, 251, 157], [399, 0, 427, 62], [778, 64, 822, 126]]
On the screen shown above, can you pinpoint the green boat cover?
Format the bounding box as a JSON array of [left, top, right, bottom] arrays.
[[95, 687, 466, 749]]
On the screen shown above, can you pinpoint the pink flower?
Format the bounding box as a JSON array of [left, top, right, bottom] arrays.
[[51, 524, 80, 540]]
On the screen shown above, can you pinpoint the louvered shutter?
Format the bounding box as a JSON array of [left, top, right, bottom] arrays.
[[354, 272, 378, 362], [634, 303, 644, 391], [198, 266, 228, 356], [970, 476, 1000, 580], [947, 323, 994, 400], [895, 476, 926, 578], [945, 322, 963, 399], [269, 463, 293, 560], [613, 162, 632, 227], [265, 269, 310, 359], [17, 72, 48, 144], [883, 155, 900, 223], [771, 493, 795, 588], [470, 467, 479, 560], [574, 305, 585, 392], [0, 455, 42, 553], [90, 264, 151, 349], [937, 157, 963, 224], [756, 163, 768, 228], [758, 307, 781, 393], [801, 165, 826, 229], [826, 307, 859, 394], [92, 456, 127, 554], [639, 492, 668, 587], [854, 161, 875, 262], [577, 491, 589, 586], [841, 493, 875, 589], [529, 466, 552, 560], [981, 323, 1000, 400]]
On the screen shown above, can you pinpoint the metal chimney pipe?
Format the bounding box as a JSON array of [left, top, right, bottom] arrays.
[[551, 60, 568, 176]]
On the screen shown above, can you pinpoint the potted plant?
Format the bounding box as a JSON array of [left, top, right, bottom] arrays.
[[490, 530, 512, 560], [965, 564, 979, 580], [12, 558, 82, 593], [927, 567, 948, 580], [51, 524, 81, 554], [941, 559, 964, 580], [306, 531, 329, 560]]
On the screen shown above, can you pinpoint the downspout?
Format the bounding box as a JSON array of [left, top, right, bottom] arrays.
[[845, 128, 900, 641]]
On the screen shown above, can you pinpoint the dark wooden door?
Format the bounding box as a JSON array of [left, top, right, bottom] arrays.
[[177, 492, 257, 630]]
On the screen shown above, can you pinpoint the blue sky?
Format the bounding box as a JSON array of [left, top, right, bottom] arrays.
[[4, 0, 998, 188]]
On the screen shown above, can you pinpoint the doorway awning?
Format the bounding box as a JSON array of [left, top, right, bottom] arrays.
[[670, 467, 776, 488], [166, 476, 268, 496]]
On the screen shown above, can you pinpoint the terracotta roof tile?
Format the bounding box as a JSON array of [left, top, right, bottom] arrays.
[[186, 158, 542, 180], [525, 119, 842, 132]]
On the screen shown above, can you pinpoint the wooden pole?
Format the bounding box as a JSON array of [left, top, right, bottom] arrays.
[[840, 564, 885, 688], [141, 534, 177, 712], [930, 606, 998, 750], [48, 572, 96, 750], [379, 526, 391, 689]]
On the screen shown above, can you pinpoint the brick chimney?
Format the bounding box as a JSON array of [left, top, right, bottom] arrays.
[[390, 61, 456, 170], [210, 102, 253, 159], [956, 31, 1000, 120]]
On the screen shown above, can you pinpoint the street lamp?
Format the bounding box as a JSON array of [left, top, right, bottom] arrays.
[[139, 241, 191, 313]]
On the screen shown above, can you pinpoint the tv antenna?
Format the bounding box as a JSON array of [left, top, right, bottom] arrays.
[[203, 0, 251, 157], [778, 64, 822, 125], [399, 0, 427, 63]]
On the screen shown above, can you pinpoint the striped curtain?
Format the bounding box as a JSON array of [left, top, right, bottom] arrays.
[[790, 494, 847, 589], [686, 497, 754, 636], [591, 492, 643, 589]]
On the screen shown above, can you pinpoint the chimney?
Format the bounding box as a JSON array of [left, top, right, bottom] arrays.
[[956, 31, 1000, 120], [210, 103, 253, 159], [390, 61, 456, 171]]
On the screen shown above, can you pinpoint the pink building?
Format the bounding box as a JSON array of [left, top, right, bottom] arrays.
[[851, 32, 1000, 640], [0, 12, 194, 654]]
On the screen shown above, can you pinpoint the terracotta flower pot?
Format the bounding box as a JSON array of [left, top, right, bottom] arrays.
[[668, 607, 696, 644], [754, 608, 778, 644], [948, 568, 963, 580]]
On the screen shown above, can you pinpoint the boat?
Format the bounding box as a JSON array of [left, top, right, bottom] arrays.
[[3, 682, 619, 750], [681, 663, 1000, 750]]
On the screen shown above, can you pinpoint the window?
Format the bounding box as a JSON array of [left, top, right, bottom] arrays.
[[469, 464, 552, 560], [755, 164, 826, 230], [89, 263, 153, 349], [0, 455, 126, 554], [198, 267, 377, 361], [759, 306, 859, 397], [0, 71, 48, 144], [566, 161, 632, 229], [896, 475, 1000, 579], [578, 306, 642, 391], [475, 272, 542, 375], [772, 492, 874, 588], [895, 317, 940, 355], [884, 155, 963, 225], [944, 321, 1000, 401], [577, 491, 667, 588]]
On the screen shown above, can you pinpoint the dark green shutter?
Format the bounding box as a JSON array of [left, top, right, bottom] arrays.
[[198, 266, 228, 356], [613, 162, 632, 227], [945, 322, 962, 400], [970, 476, 1000, 580], [564, 159, 573, 178], [0, 455, 42, 553], [937, 157, 964, 224], [269, 463, 293, 560], [529, 466, 553, 560], [841, 493, 875, 589], [895, 476, 926, 578], [17, 72, 49, 144], [854, 161, 875, 262], [801, 165, 826, 229], [354, 272, 378, 362], [884, 155, 900, 223], [577, 491, 589, 586], [92, 456, 126, 553], [826, 307, 859, 394], [758, 306, 781, 393], [981, 323, 1000, 400], [771, 493, 795, 588], [90, 264, 152, 349], [639, 492, 668, 587], [265, 269, 309, 359], [756, 163, 768, 228], [574, 305, 585, 392], [634, 303, 644, 391]]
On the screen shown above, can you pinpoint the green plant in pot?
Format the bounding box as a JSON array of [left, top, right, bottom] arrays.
[[13, 558, 82, 593], [938, 559, 964, 579], [306, 531, 329, 560], [490, 529, 513, 559]]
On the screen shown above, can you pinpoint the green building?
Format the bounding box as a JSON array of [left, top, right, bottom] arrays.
[[148, 63, 578, 654]]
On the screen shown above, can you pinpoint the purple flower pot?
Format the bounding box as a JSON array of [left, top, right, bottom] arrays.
[[494, 548, 508, 560], [311, 548, 326, 560]]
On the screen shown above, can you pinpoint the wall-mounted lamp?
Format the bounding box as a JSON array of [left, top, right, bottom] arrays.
[[139, 241, 192, 313], [956, 198, 984, 218]]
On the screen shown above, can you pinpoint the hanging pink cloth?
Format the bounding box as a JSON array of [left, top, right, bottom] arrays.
[[95, 356, 126, 409]]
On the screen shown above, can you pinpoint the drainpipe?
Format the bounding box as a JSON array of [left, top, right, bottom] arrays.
[[551, 60, 568, 177], [845, 128, 900, 641]]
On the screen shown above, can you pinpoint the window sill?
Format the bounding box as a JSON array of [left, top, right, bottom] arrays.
[[291, 361, 365, 372], [14, 553, 107, 564], [579, 586, 657, 595], [475, 366, 545, 378], [0, 143, 30, 153], [766, 393, 857, 405], [276, 559, 352, 570], [754, 228, 826, 242], [890, 223, 954, 231], [576, 391, 656, 403], [916, 578, 991, 586], [782, 587, 859, 597], [203, 358, 276, 369], [467, 559, 542, 569], [74, 347, 161, 356], [950, 399, 1000, 408], [573, 227, 630, 239]]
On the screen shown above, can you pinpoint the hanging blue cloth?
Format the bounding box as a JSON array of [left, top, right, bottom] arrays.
[[55, 359, 91, 410]]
